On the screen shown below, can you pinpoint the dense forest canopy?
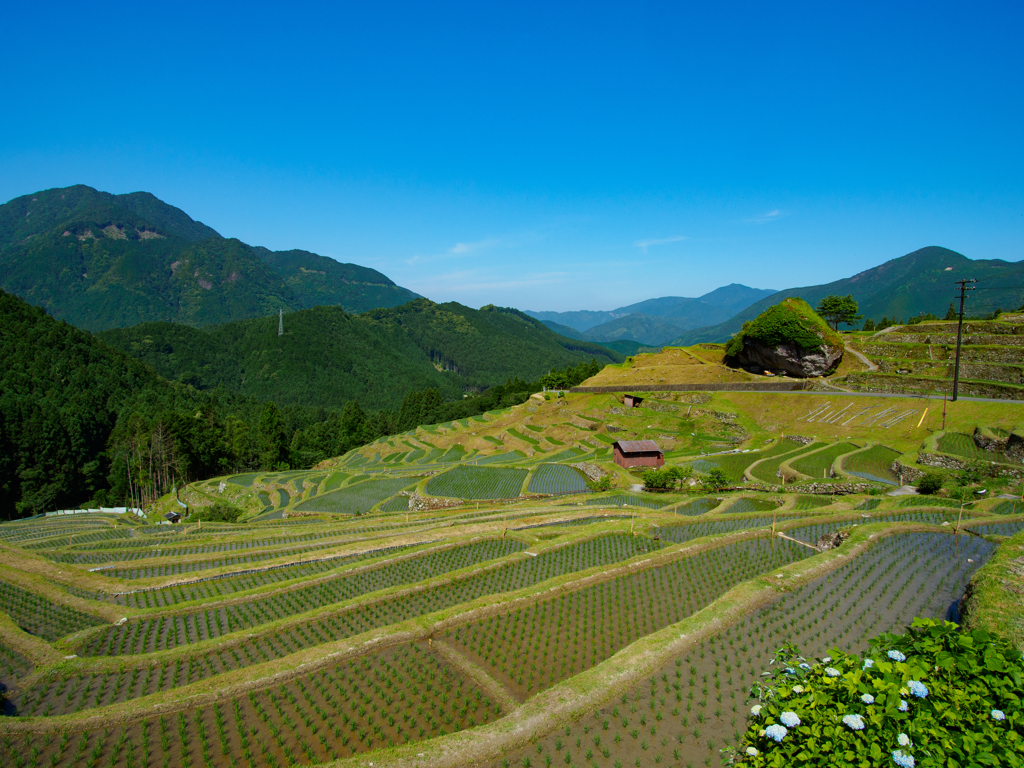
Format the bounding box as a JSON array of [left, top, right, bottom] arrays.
[[98, 299, 621, 411], [0, 288, 606, 520]]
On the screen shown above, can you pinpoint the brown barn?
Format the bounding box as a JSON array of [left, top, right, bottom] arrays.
[[612, 439, 664, 469], [622, 394, 644, 408]]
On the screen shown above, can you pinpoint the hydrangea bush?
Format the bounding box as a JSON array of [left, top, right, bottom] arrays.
[[737, 618, 1024, 767]]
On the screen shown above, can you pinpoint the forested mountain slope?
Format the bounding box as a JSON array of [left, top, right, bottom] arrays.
[[672, 247, 1024, 344], [0, 185, 419, 331], [99, 299, 623, 411]]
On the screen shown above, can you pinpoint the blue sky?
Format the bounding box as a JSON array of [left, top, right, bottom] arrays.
[[2, 1, 1021, 311]]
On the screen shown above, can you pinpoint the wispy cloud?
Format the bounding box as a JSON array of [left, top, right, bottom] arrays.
[[406, 238, 501, 265], [410, 269, 568, 295], [633, 234, 688, 252], [747, 209, 783, 224], [450, 238, 499, 255]]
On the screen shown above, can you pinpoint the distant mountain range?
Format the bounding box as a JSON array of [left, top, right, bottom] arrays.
[[528, 247, 1024, 347], [669, 246, 1024, 345], [0, 185, 421, 332], [525, 284, 777, 345]]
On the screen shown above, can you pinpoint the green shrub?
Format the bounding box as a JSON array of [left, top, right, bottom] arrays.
[[738, 619, 1024, 767], [191, 501, 242, 523], [916, 473, 944, 495]]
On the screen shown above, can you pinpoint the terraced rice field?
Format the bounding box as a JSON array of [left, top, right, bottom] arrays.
[[749, 442, 825, 484], [938, 432, 1017, 464], [843, 444, 902, 484], [526, 464, 589, 495], [1, 396, 1020, 768], [789, 441, 860, 478], [448, 538, 810, 699], [293, 478, 415, 514], [486, 531, 995, 768], [425, 466, 528, 499]]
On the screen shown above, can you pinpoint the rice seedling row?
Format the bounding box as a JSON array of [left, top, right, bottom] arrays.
[[968, 519, 1024, 537], [670, 498, 722, 516], [486, 531, 994, 768], [118, 544, 418, 609], [514, 516, 632, 531], [377, 495, 410, 513], [425, 466, 529, 500], [938, 432, 1018, 464], [0, 580, 105, 642], [3, 642, 502, 768], [50, 528, 360, 565], [784, 512, 968, 543], [449, 537, 811, 700], [655, 517, 800, 544], [293, 478, 415, 515], [79, 540, 529, 656], [992, 500, 1024, 515], [789, 442, 860, 479], [697, 440, 804, 483], [721, 497, 779, 514], [584, 495, 668, 510], [526, 464, 590, 495], [749, 442, 825, 484], [100, 540, 373, 579], [62, 534, 663, 700], [0, 641, 33, 696], [842, 445, 902, 484], [790, 494, 836, 510]]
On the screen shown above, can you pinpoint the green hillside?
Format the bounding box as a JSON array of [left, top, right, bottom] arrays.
[[99, 299, 623, 411], [0, 185, 420, 331], [672, 246, 1024, 344]]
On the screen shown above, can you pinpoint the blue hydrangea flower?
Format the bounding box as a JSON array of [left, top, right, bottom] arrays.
[[892, 750, 915, 767], [861, 693, 875, 704], [887, 650, 907, 662], [842, 714, 866, 730], [908, 681, 928, 699], [898, 733, 911, 747], [991, 709, 1006, 721], [799, 662, 811, 669], [765, 724, 788, 742], [780, 711, 801, 727], [825, 667, 841, 678], [746, 747, 759, 757], [898, 700, 909, 712], [863, 659, 875, 670], [785, 667, 796, 675]]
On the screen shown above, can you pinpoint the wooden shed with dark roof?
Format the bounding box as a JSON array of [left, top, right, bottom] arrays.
[[612, 439, 664, 469]]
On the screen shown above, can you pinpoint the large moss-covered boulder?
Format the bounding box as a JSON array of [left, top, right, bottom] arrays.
[[724, 298, 843, 377]]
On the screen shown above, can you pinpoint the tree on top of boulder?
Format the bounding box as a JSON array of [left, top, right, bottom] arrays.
[[815, 294, 862, 331]]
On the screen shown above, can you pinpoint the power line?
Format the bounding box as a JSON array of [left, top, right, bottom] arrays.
[[951, 278, 977, 402]]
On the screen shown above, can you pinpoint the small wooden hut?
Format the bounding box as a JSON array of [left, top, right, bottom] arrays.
[[612, 439, 664, 469]]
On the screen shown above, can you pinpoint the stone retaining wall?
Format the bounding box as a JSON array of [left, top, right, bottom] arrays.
[[570, 382, 811, 393]]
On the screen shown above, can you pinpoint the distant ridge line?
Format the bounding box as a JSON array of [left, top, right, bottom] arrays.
[[569, 382, 812, 393]]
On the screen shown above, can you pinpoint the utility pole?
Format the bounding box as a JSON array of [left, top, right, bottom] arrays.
[[278, 309, 284, 337], [951, 279, 976, 401]]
